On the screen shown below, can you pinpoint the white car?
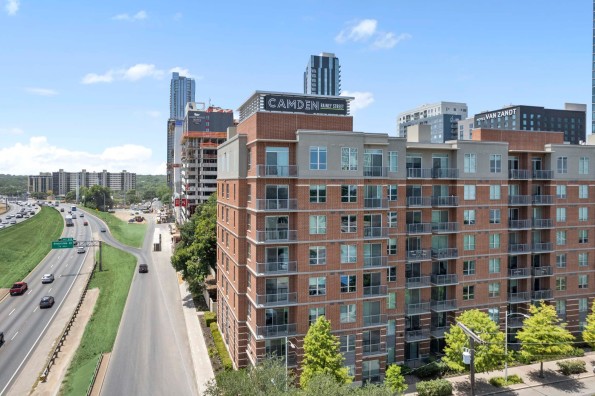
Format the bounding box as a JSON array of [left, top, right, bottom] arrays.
[[41, 274, 55, 284]]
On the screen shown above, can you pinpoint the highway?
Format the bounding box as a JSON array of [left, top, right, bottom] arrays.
[[0, 204, 92, 395]]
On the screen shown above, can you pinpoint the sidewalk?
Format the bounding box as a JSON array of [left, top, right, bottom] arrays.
[[404, 352, 595, 395]]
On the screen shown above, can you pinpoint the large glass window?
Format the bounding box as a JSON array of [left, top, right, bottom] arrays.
[[464, 235, 475, 250], [309, 185, 326, 203], [341, 147, 358, 171], [556, 185, 567, 199], [579, 207, 588, 222], [265, 147, 289, 176], [340, 334, 356, 352], [341, 215, 357, 233], [557, 156, 568, 174], [340, 304, 356, 323], [489, 234, 500, 249], [579, 157, 589, 175], [341, 245, 357, 263], [579, 230, 588, 244], [490, 154, 502, 173], [309, 215, 326, 234], [490, 185, 501, 200], [309, 307, 325, 325], [341, 185, 357, 203], [309, 246, 326, 265], [464, 185, 476, 200], [364, 149, 384, 176], [556, 230, 566, 245], [556, 277, 567, 291], [463, 260, 476, 275], [556, 207, 566, 222], [309, 277, 326, 296], [388, 152, 398, 172], [341, 275, 357, 293], [488, 282, 500, 297], [463, 285, 475, 300], [464, 153, 476, 173], [464, 210, 476, 225], [265, 216, 289, 240], [579, 275, 589, 289], [556, 253, 567, 268], [579, 253, 589, 267], [388, 185, 398, 201], [489, 258, 501, 273], [490, 209, 501, 224], [310, 146, 327, 170]]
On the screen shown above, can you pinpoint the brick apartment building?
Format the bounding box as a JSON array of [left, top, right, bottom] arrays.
[[216, 91, 595, 383]]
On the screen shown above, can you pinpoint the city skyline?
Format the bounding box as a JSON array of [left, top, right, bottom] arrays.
[[0, 1, 591, 175]]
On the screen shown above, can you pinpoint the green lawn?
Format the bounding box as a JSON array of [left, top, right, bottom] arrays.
[[0, 206, 63, 288], [60, 244, 136, 396], [82, 208, 147, 248]]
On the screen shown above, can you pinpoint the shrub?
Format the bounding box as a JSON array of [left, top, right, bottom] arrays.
[[416, 379, 453, 396], [489, 374, 523, 387], [557, 359, 587, 376], [210, 322, 233, 371], [414, 360, 447, 379], [204, 311, 217, 327], [570, 347, 585, 357], [398, 364, 413, 376]]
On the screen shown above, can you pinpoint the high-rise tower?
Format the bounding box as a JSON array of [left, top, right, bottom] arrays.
[[304, 52, 341, 96], [170, 72, 196, 120]]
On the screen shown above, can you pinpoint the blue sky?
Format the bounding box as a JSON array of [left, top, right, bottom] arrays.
[[0, 0, 591, 175]]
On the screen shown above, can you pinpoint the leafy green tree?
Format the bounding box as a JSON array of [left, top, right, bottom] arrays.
[[301, 373, 352, 396], [300, 316, 351, 388], [194, 194, 217, 270], [517, 301, 575, 377], [81, 185, 113, 210], [443, 309, 506, 373], [385, 364, 408, 394], [64, 190, 76, 202], [126, 189, 140, 204], [582, 300, 595, 349], [30, 191, 48, 200]]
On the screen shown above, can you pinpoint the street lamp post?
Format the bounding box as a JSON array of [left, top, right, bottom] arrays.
[[457, 321, 484, 396], [285, 336, 296, 391], [504, 311, 530, 383]]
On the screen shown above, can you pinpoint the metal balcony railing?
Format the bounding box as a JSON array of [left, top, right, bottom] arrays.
[[532, 218, 553, 228], [406, 223, 432, 234], [430, 326, 449, 338], [363, 285, 388, 297], [532, 266, 553, 277], [363, 343, 387, 356], [509, 219, 531, 229], [255, 261, 297, 275], [431, 248, 458, 260], [255, 230, 298, 242], [431, 196, 459, 206], [431, 222, 459, 233], [509, 169, 531, 179], [508, 291, 531, 303], [508, 317, 525, 328], [363, 256, 388, 268], [508, 195, 531, 205], [256, 164, 298, 177], [363, 313, 388, 327], [364, 227, 389, 238], [256, 323, 297, 338], [508, 243, 530, 254], [532, 289, 553, 300], [406, 276, 432, 289], [364, 198, 388, 209], [532, 195, 553, 205], [533, 170, 553, 179], [405, 301, 431, 315], [407, 168, 433, 178], [364, 166, 388, 177], [406, 196, 432, 207], [255, 199, 298, 211], [532, 242, 553, 252], [431, 299, 458, 312], [256, 292, 298, 306], [405, 329, 431, 342], [508, 268, 531, 278], [406, 249, 431, 261], [432, 168, 459, 179], [431, 274, 459, 285]]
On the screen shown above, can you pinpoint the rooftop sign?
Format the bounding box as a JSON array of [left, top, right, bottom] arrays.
[[264, 94, 348, 116]]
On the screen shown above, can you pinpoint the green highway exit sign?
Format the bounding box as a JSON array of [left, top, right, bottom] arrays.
[[52, 240, 73, 249]]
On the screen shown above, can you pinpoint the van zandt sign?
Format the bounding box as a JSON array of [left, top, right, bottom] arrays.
[[264, 94, 348, 115], [475, 108, 517, 122]]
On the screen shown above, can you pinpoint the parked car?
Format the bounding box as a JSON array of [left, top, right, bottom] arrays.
[[10, 282, 28, 295], [41, 274, 54, 284], [39, 296, 55, 309], [139, 264, 148, 273]]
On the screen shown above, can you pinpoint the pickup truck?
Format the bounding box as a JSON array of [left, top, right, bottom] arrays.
[[10, 282, 28, 295]]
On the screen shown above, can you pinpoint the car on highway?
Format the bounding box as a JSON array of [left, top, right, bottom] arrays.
[[41, 274, 54, 284], [139, 264, 148, 273], [100, 227, 107, 232], [77, 246, 85, 254], [60, 208, 64, 212], [83, 221, 88, 226], [80, 213, 84, 217], [1, 220, 7, 225], [9, 220, 16, 224], [10, 282, 28, 295], [0, 331, 4, 345], [128, 218, 135, 223], [39, 296, 55, 309]]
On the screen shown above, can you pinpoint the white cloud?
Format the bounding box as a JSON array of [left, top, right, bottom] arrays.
[[146, 111, 161, 118], [112, 10, 147, 21], [341, 91, 374, 113], [0, 136, 161, 175], [0, 127, 24, 136], [81, 71, 114, 84], [81, 64, 165, 84], [169, 67, 192, 78], [335, 19, 377, 43], [25, 87, 59, 96], [372, 32, 411, 49], [5, 0, 19, 15]]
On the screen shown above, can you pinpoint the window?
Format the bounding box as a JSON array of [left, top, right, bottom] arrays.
[[341, 185, 357, 202], [489, 234, 500, 249], [341, 245, 357, 263], [579, 298, 589, 312], [340, 275, 357, 293], [556, 253, 567, 268], [488, 282, 500, 297], [579, 157, 589, 174], [579, 230, 588, 244], [309, 215, 326, 234], [341, 215, 357, 233], [579, 253, 589, 267], [341, 147, 358, 171], [557, 156, 567, 173], [464, 185, 476, 200], [310, 146, 327, 170], [388, 151, 398, 172], [490, 209, 501, 224], [489, 258, 501, 273], [309, 307, 325, 325], [309, 246, 326, 265], [387, 292, 396, 309], [310, 185, 326, 203], [490, 185, 501, 200], [246, 213, 251, 230], [309, 277, 326, 295], [556, 185, 567, 199], [464, 210, 476, 225], [579, 185, 589, 199], [579, 275, 589, 289], [463, 285, 475, 300], [247, 272, 251, 289], [488, 308, 499, 323], [463, 260, 476, 275], [387, 238, 397, 255], [340, 304, 356, 323], [387, 212, 397, 228], [556, 231, 566, 245], [556, 208, 566, 222], [387, 267, 397, 282], [556, 277, 567, 291], [490, 154, 502, 173], [247, 184, 252, 202], [340, 334, 356, 352], [556, 300, 566, 316], [388, 185, 398, 201], [464, 153, 476, 173], [464, 235, 476, 250], [579, 207, 588, 222]]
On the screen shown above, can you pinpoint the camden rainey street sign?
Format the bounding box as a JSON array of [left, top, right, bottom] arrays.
[[263, 94, 348, 116]]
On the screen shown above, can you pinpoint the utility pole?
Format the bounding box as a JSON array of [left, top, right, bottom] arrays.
[[457, 321, 484, 396], [99, 240, 103, 271]]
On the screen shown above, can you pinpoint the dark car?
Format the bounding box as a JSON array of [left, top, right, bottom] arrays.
[[0, 331, 4, 345], [100, 227, 107, 232], [138, 264, 148, 273], [39, 296, 55, 309], [60, 208, 64, 212]]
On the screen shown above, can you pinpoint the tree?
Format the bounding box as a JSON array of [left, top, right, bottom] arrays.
[[81, 185, 113, 210], [582, 300, 595, 349], [517, 301, 575, 377], [385, 364, 408, 394], [126, 189, 140, 204], [194, 194, 217, 270], [300, 316, 351, 388], [443, 309, 506, 373]]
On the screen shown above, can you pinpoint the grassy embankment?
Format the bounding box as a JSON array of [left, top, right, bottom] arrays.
[[60, 244, 136, 396], [82, 209, 147, 248], [0, 206, 63, 287]]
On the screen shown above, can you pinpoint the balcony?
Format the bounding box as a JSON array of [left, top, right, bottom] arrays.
[[406, 249, 431, 262], [432, 222, 459, 233], [363, 313, 388, 327], [406, 196, 432, 207], [363, 343, 387, 356], [431, 299, 458, 312], [431, 196, 459, 207], [508, 317, 526, 328], [508, 243, 530, 254], [508, 268, 531, 279], [255, 230, 298, 242], [255, 261, 298, 275], [363, 285, 388, 297], [407, 168, 432, 179], [431, 248, 459, 260], [532, 242, 553, 252], [364, 166, 388, 177], [532, 289, 553, 301], [533, 170, 553, 179], [406, 223, 432, 234], [431, 326, 449, 338], [256, 323, 297, 338], [256, 292, 298, 307], [532, 195, 553, 205], [508, 195, 531, 205], [405, 329, 431, 342], [432, 168, 459, 179], [364, 256, 388, 268], [533, 218, 553, 228], [509, 219, 531, 229], [256, 164, 298, 177], [364, 198, 388, 209], [532, 266, 553, 277], [364, 227, 389, 239], [509, 169, 531, 179], [431, 274, 459, 286], [406, 276, 431, 289], [405, 301, 431, 316], [255, 199, 298, 211], [508, 291, 531, 304]]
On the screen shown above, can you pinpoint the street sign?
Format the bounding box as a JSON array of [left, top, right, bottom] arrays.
[[52, 240, 73, 249], [59, 237, 74, 242]]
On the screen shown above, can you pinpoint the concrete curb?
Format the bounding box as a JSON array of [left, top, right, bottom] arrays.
[[89, 352, 111, 396]]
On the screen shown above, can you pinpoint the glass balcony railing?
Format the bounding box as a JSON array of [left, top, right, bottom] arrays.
[[255, 199, 298, 211], [509, 219, 531, 229], [405, 301, 431, 315], [508, 268, 531, 278], [509, 169, 531, 179], [364, 166, 388, 177], [256, 165, 298, 177], [431, 222, 459, 233], [532, 195, 553, 205], [508, 291, 531, 303], [256, 292, 298, 306], [432, 168, 459, 179], [532, 289, 553, 300], [255, 261, 297, 275], [255, 230, 297, 242], [532, 266, 553, 277], [363, 285, 388, 297], [407, 168, 432, 178], [256, 323, 297, 338], [406, 223, 432, 234], [533, 170, 553, 179], [431, 274, 458, 285], [363, 256, 387, 268], [363, 313, 388, 327], [532, 218, 553, 228], [431, 196, 459, 206], [363, 227, 389, 238], [430, 299, 458, 312], [406, 249, 431, 261], [406, 196, 432, 207], [363, 343, 387, 356], [405, 276, 431, 289], [508, 243, 530, 254], [532, 242, 553, 252], [508, 195, 531, 205], [364, 198, 388, 209], [431, 248, 458, 260], [404, 329, 431, 342]]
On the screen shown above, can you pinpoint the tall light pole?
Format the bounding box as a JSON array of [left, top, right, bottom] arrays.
[[457, 321, 484, 396], [504, 311, 530, 383], [285, 336, 296, 391]]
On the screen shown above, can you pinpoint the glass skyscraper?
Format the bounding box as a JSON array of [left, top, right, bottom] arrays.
[[304, 52, 341, 96], [170, 72, 196, 120]]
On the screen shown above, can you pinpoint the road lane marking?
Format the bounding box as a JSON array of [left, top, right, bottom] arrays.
[[27, 290, 32, 295], [48, 288, 52, 293], [33, 307, 38, 313], [9, 309, 15, 316], [11, 332, 18, 340], [50, 264, 54, 268]]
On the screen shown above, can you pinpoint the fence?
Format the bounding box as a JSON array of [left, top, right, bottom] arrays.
[[86, 353, 104, 396]]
